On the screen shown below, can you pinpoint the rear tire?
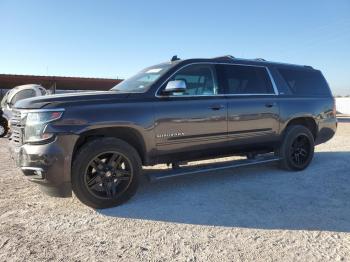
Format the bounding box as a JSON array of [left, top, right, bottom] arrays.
[[277, 125, 315, 171], [72, 137, 142, 209]]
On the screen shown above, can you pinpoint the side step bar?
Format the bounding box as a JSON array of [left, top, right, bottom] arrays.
[[147, 154, 281, 182]]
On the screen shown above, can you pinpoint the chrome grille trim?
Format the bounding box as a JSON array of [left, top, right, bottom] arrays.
[[9, 110, 25, 146]]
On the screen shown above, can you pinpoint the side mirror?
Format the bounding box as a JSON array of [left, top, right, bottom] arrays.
[[162, 80, 187, 95]]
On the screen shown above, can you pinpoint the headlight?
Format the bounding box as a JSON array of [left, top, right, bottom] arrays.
[[24, 109, 64, 143]]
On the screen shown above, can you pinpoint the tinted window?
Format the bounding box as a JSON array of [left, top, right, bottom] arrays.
[[278, 68, 330, 96], [167, 64, 218, 96], [219, 65, 274, 94], [11, 89, 36, 105]]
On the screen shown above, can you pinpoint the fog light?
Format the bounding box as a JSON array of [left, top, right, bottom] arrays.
[[34, 170, 43, 179]]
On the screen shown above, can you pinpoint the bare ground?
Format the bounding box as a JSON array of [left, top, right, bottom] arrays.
[[1, 122, 350, 261]]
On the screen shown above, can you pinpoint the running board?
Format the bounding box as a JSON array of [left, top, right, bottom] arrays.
[[147, 155, 281, 182]]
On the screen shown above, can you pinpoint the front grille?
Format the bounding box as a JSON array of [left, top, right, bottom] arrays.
[[9, 110, 24, 146]]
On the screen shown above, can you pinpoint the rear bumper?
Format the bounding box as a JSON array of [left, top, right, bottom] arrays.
[[315, 117, 337, 145], [9, 134, 79, 197]]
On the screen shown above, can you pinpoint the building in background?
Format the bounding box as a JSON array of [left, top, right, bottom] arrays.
[[0, 74, 122, 100]]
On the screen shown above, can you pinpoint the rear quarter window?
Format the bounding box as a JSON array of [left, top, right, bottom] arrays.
[[278, 68, 331, 96]]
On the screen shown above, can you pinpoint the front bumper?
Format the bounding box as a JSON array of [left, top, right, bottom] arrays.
[[9, 134, 79, 197]]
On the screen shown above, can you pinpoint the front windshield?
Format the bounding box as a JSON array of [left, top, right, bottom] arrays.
[[111, 63, 173, 92]]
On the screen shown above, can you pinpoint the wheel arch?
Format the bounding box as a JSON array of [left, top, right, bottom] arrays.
[[72, 127, 147, 165], [283, 116, 318, 140]]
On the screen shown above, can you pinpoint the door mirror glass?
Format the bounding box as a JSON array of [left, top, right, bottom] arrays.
[[163, 80, 187, 94]]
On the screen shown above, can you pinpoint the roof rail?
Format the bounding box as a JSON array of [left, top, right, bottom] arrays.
[[304, 65, 314, 69], [255, 58, 266, 61], [212, 55, 235, 60]]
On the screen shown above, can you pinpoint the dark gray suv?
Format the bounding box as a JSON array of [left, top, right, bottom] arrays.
[[9, 56, 337, 208]]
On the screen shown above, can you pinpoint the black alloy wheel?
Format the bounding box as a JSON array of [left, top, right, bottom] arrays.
[[84, 151, 133, 200], [277, 125, 315, 171], [289, 134, 311, 167], [72, 138, 141, 209]]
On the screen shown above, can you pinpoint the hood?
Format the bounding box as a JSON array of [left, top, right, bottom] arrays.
[[14, 91, 131, 109]]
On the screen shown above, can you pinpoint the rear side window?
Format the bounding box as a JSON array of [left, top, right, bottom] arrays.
[[218, 65, 274, 95], [278, 68, 330, 96]]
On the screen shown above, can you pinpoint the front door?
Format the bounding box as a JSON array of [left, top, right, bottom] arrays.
[[154, 64, 227, 158]]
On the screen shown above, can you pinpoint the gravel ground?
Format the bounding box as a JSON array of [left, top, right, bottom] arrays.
[[1, 121, 350, 261]]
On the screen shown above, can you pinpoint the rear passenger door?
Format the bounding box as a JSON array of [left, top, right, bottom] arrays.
[[217, 64, 280, 146]]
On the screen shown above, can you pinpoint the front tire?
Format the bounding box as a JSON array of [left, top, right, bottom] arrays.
[[0, 120, 8, 138], [277, 125, 315, 171], [72, 138, 142, 209]]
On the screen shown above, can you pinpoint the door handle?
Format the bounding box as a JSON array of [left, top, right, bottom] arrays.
[[265, 102, 276, 108], [209, 104, 225, 110]]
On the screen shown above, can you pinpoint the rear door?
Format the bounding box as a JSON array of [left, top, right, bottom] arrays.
[[217, 64, 280, 146], [154, 63, 227, 156]]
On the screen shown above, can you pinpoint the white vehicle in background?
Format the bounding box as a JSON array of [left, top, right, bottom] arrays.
[[0, 84, 47, 137], [336, 97, 350, 115]]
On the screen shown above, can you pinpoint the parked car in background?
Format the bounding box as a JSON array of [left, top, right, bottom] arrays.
[[9, 56, 337, 209], [0, 109, 8, 137], [1, 84, 47, 133]]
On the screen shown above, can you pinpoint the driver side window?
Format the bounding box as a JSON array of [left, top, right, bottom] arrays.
[[167, 64, 218, 96]]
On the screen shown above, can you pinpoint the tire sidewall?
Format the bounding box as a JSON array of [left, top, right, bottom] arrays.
[[72, 138, 141, 209], [280, 125, 315, 171], [0, 121, 8, 137]]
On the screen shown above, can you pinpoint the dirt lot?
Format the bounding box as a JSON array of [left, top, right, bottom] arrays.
[[1, 120, 350, 261]]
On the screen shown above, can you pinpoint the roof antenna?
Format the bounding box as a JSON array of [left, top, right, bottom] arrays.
[[171, 55, 180, 62]]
